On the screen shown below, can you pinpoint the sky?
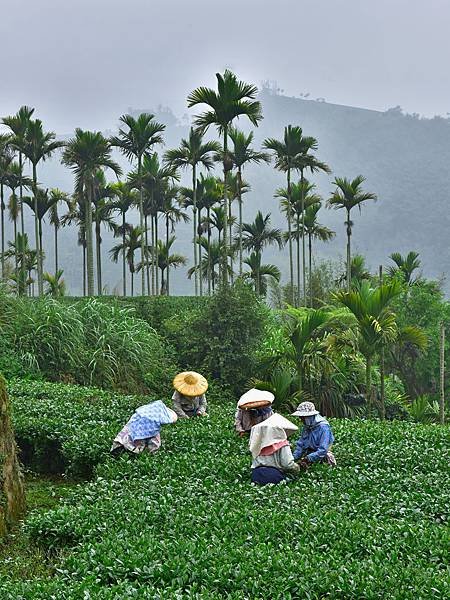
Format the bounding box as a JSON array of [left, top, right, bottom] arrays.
[[1, 0, 450, 133]]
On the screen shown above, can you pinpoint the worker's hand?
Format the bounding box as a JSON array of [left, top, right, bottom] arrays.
[[298, 458, 310, 470], [239, 432, 247, 438], [199, 412, 208, 417]]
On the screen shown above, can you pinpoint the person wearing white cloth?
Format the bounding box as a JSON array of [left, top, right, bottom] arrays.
[[235, 388, 274, 436], [249, 413, 300, 485]]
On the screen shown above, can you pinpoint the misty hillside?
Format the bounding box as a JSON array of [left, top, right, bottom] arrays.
[[9, 90, 450, 295]]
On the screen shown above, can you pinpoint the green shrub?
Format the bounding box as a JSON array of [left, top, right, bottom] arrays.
[[179, 283, 268, 393]]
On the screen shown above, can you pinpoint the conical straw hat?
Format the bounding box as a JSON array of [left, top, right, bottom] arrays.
[[173, 371, 208, 397], [238, 388, 274, 409]]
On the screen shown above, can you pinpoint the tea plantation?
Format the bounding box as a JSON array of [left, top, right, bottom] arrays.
[[1, 380, 449, 599]]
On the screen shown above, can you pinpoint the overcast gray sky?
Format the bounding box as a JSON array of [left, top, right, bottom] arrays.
[[1, 0, 449, 132]]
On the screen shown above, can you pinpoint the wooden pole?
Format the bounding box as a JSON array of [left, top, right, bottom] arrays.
[[440, 321, 445, 425], [379, 265, 385, 420]]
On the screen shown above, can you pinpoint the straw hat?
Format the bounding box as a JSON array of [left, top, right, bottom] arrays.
[[291, 401, 319, 417], [238, 388, 274, 409], [173, 371, 208, 397]]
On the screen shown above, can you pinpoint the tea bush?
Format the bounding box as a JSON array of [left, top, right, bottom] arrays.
[[9, 380, 142, 477], [2, 396, 449, 599], [9, 379, 234, 478]]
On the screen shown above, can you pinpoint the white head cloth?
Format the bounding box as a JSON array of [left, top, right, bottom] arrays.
[[249, 413, 298, 458]]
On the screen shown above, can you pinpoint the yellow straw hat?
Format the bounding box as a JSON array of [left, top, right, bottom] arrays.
[[173, 371, 208, 397]]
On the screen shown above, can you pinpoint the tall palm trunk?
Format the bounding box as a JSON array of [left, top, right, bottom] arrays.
[[155, 214, 159, 295], [95, 218, 102, 295], [54, 223, 58, 274], [0, 183, 4, 280], [238, 167, 243, 276], [308, 232, 313, 308], [286, 166, 294, 304], [199, 207, 203, 296], [222, 128, 229, 285], [138, 154, 145, 296], [296, 212, 300, 307], [166, 215, 170, 296], [82, 239, 86, 297], [192, 165, 198, 295], [207, 207, 212, 295], [85, 180, 95, 296], [144, 214, 151, 295], [38, 218, 43, 282], [300, 169, 307, 306], [32, 164, 43, 296], [346, 207, 351, 292], [13, 216, 18, 289], [131, 268, 134, 297], [19, 153, 26, 295], [150, 213, 155, 296], [121, 213, 126, 296], [255, 251, 261, 296], [229, 195, 234, 283]]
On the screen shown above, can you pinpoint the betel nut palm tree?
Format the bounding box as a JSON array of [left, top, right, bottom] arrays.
[[110, 113, 165, 295], [187, 70, 262, 284]]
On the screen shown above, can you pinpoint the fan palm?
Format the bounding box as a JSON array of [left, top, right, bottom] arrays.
[[188, 70, 262, 284], [334, 280, 403, 416], [154, 236, 187, 295], [110, 113, 165, 295], [164, 128, 220, 295], [62, 129, 121, 296], [284, 308, 332, 391], [110, 224, 145, 297], [328, 175, 377, 291], [20, 119, 64, 295], [110, 181, 138, 296], [228, 127, 270, 275], [43, 269, 66, 297], [388, 251, 421, 285], [241, 211, 283, 295], [243, 252, 280, 296]]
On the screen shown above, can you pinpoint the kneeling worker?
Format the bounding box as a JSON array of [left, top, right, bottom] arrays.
[[235, 388, 274, 436], [172, 371, 208, 418], [291, 401, 336, 468], [249, 413, 300, 485]]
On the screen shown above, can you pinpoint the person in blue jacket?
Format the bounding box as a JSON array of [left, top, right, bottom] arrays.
[[291, 401, 336, 468]]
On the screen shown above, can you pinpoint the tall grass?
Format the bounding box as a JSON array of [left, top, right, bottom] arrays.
[[0, 290, 177, 393]]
